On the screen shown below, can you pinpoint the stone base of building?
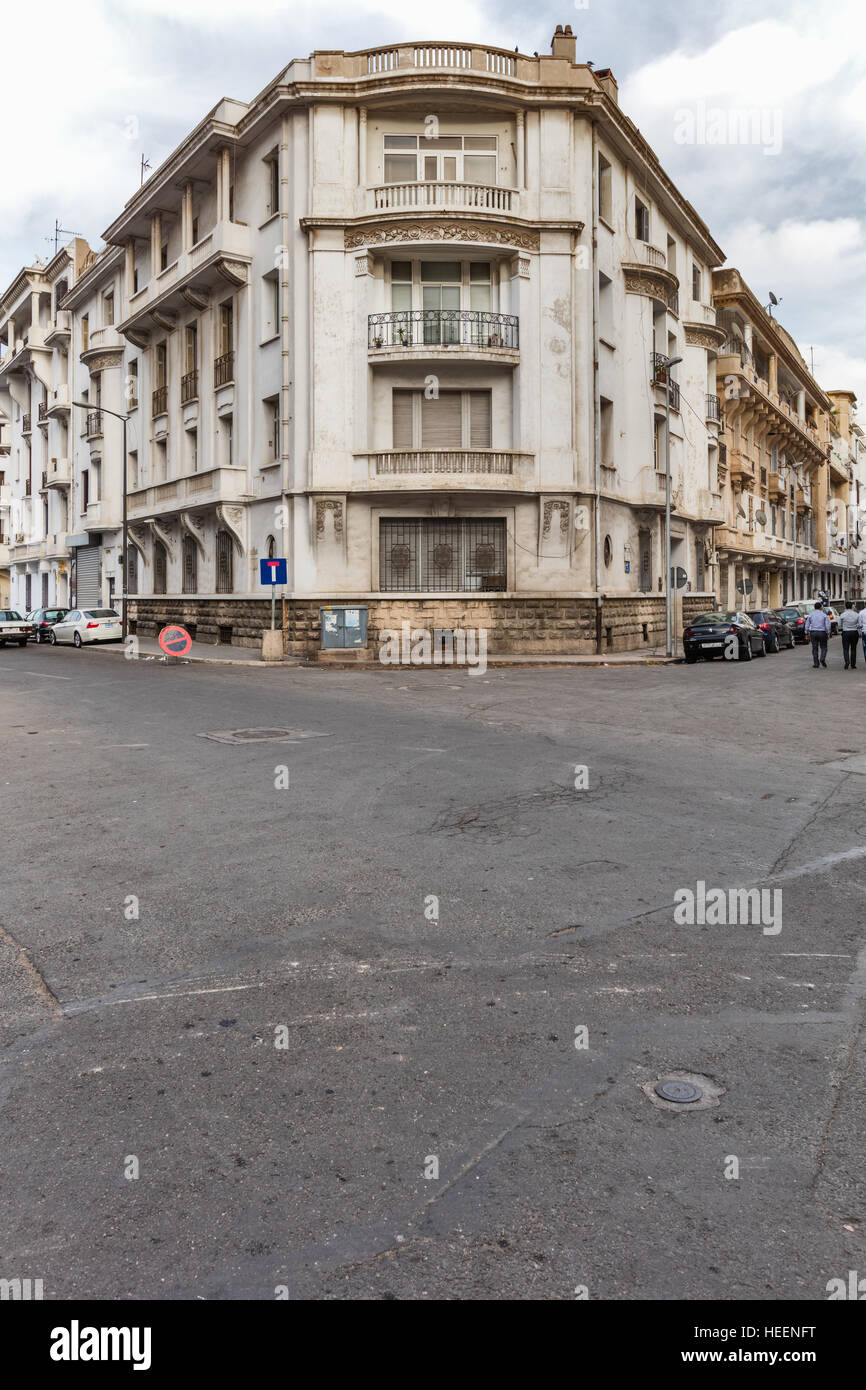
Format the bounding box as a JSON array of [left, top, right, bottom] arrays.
[[128, 593, 716, 659]]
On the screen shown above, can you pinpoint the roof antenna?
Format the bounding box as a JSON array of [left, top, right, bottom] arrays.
[[45, 219, 83, 256], [140, 154, 152, 186]]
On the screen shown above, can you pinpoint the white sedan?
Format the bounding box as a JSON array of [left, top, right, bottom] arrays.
[[49, 608, 123, 647], [0, 609, 31, 646]]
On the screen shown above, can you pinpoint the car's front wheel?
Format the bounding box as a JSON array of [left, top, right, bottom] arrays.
[[49, 630, 57, 645], [73, 632, 82, 648], [769, 633, 780, 653], [742, 639, 752, 661]]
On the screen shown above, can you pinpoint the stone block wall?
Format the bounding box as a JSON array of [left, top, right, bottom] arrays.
[[128, 590, 718, 658]]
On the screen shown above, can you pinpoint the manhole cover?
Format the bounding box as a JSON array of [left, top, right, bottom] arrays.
[[198, 728, 331, 745], [655, 1080, 702, 1103]]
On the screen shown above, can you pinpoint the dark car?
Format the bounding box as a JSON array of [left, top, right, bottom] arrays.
[[776, 604, 809, 643], [682, 610, 766, 663], [747, 609, 795, 652], [28, 607, 69, 642]]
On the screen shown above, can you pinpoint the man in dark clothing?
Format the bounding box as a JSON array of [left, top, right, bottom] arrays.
[[840, 601, 860, 668], [805, 602, 831, 668]]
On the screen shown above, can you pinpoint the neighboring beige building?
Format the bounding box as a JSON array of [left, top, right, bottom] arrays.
[[711, 268, 832, 609]]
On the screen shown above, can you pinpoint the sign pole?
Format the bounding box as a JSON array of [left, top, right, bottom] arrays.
[[271, 582, 276, 632]]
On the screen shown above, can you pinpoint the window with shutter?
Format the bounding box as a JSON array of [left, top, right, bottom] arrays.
[[421, 392, 462, 448], [392, 390, 414, 449], [469, 391, 491, 448]]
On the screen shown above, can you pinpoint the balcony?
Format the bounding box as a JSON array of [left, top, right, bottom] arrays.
[[353, 449, 535, 490], [22, 413, 31, 433], [128, 465, 250, 518], [769, 471, 786, 498], [643, 245, 667, 269], [85, 410, 103, 439], [152, 385, 168, 417], [368, 182, 519, 214], [650, 354, 680, 412], [39, 471, 48, 492], [667, 289, 679, 316], [181, 369, 198, 404], [46, 457, 72, 488], [214, 351, 234, 387], [81, 325, 124, 369], [84, 501, 108, 531], [728, 450, 755, 485], [705, 393, 721, 423], [47, 383, 71, 416], [37, 401, 48, 425], [697, 488, 725, 523], [368, 310, 518, 361], [45, 310, 71, 349], [119, 220, 251, 345]]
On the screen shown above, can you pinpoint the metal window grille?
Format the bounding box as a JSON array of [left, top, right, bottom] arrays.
[[216, 529, 233, 593], [154, 541, 167, 595], [639, 530, 652, 592], [379, 519, 506, 592], [182, 536, 197, 594], [127, 547, 138, 595]]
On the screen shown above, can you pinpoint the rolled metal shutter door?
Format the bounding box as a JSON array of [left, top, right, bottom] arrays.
[[75, 546, 101, 607]]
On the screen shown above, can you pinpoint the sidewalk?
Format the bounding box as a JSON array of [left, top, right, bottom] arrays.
[[92, 635, 679, 668]]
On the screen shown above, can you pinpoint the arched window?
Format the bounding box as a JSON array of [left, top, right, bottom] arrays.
[[154, 540, 167, 595], [182, 535, 197, 594], [266, 534, 276, 559], [216, 529, 233, 593], [127, 546, 138, 595]]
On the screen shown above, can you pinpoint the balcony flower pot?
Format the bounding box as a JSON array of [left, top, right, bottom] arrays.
[[373, 337, 383, 348]]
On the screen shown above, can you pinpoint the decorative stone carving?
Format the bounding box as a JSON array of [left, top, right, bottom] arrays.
[[128, 525, 149, 558], [181, 286, 210, 311], [179, 510, 207, 554], [81, 350, 124, 372], [148, 516, 177, 558], [345, 222, 540, 252], [215, 259, 249, 287], [216, 502, 247, 554], [124, 327, 151, 349], [518, 257, 531, 278], [315, 497, 344, 541], [150, 309, 177, 332], [354, 253, 373, 277], [538, 496, 572, 560], [623, 268, 678, 300], [684, 322, 728, 351]]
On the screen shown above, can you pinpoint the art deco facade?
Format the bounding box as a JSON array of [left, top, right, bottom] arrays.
[[0, 26, 860, 647]]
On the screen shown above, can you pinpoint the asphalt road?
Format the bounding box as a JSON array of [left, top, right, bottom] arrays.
[[1, 638, 864, 1300]]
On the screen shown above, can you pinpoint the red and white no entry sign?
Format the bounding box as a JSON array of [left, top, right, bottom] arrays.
[[158, 625, 193, 657]]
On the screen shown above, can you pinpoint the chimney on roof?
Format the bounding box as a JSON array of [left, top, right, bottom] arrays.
[[594, 67, 618, 104], [551, 24, 576, 62]]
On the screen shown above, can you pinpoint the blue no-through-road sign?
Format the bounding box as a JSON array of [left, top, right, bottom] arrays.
[[260, 557, 287, 586]]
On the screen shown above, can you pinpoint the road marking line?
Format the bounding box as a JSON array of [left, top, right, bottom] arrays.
[[0, 670, 71, 679]]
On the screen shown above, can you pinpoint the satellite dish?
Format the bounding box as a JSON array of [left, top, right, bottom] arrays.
[[755, 510, 767, 525], [736, 502, 747, 519], [769, 292, 778, 306]]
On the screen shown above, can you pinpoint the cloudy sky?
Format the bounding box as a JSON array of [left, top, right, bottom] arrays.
[[4, 0, 864, 402]]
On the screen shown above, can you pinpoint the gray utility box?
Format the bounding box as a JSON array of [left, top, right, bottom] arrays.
[[320, 605, 367, 650]]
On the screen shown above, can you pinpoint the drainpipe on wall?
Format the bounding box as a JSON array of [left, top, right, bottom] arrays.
[[591, 123, 602, 653], [279, 114, 291, 585]]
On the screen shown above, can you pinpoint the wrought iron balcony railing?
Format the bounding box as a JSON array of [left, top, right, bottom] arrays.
[[86, 410, 102, 437], [22, 413, 31, 432], [181, 369, 198, 404], [651, 353, 681, 412], [706, 393, 721, 422], [152, 385, 168, 416], [214, 350, 234, 386], [368, 310, 518, 351], [38, 401, 48, 423]]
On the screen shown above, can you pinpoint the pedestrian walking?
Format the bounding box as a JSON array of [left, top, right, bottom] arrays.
[[840, 601, 860, 668], [858, 605, 866, 666], [805, 601, 830, 668]]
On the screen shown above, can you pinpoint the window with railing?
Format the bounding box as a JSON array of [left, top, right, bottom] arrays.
[[383, 133, 498, 185], [379, 518, 506, 592], [214, 351, 233, 386], [706, 394, 720, 422], [86, 410, 102, 437], [216, 529, 233, 592], [369, 309, 517, 350], [651, 353, 680, 411]]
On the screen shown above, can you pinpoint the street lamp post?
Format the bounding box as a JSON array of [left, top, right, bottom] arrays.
[[73, 401, 129, 638], [791, 461, 805, 603], [661, 354, 682, 657]]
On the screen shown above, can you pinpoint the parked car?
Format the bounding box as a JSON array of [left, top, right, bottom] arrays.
[[825, 606, 840, 636], [798, 599, 839, 635], [49, 608, 123, 647], [747, 609, 795, 652], [0, 609, 31, 647], [776, 604, 809, 642], [27, 606, 70, 642], [682, 611, 767, 663]]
